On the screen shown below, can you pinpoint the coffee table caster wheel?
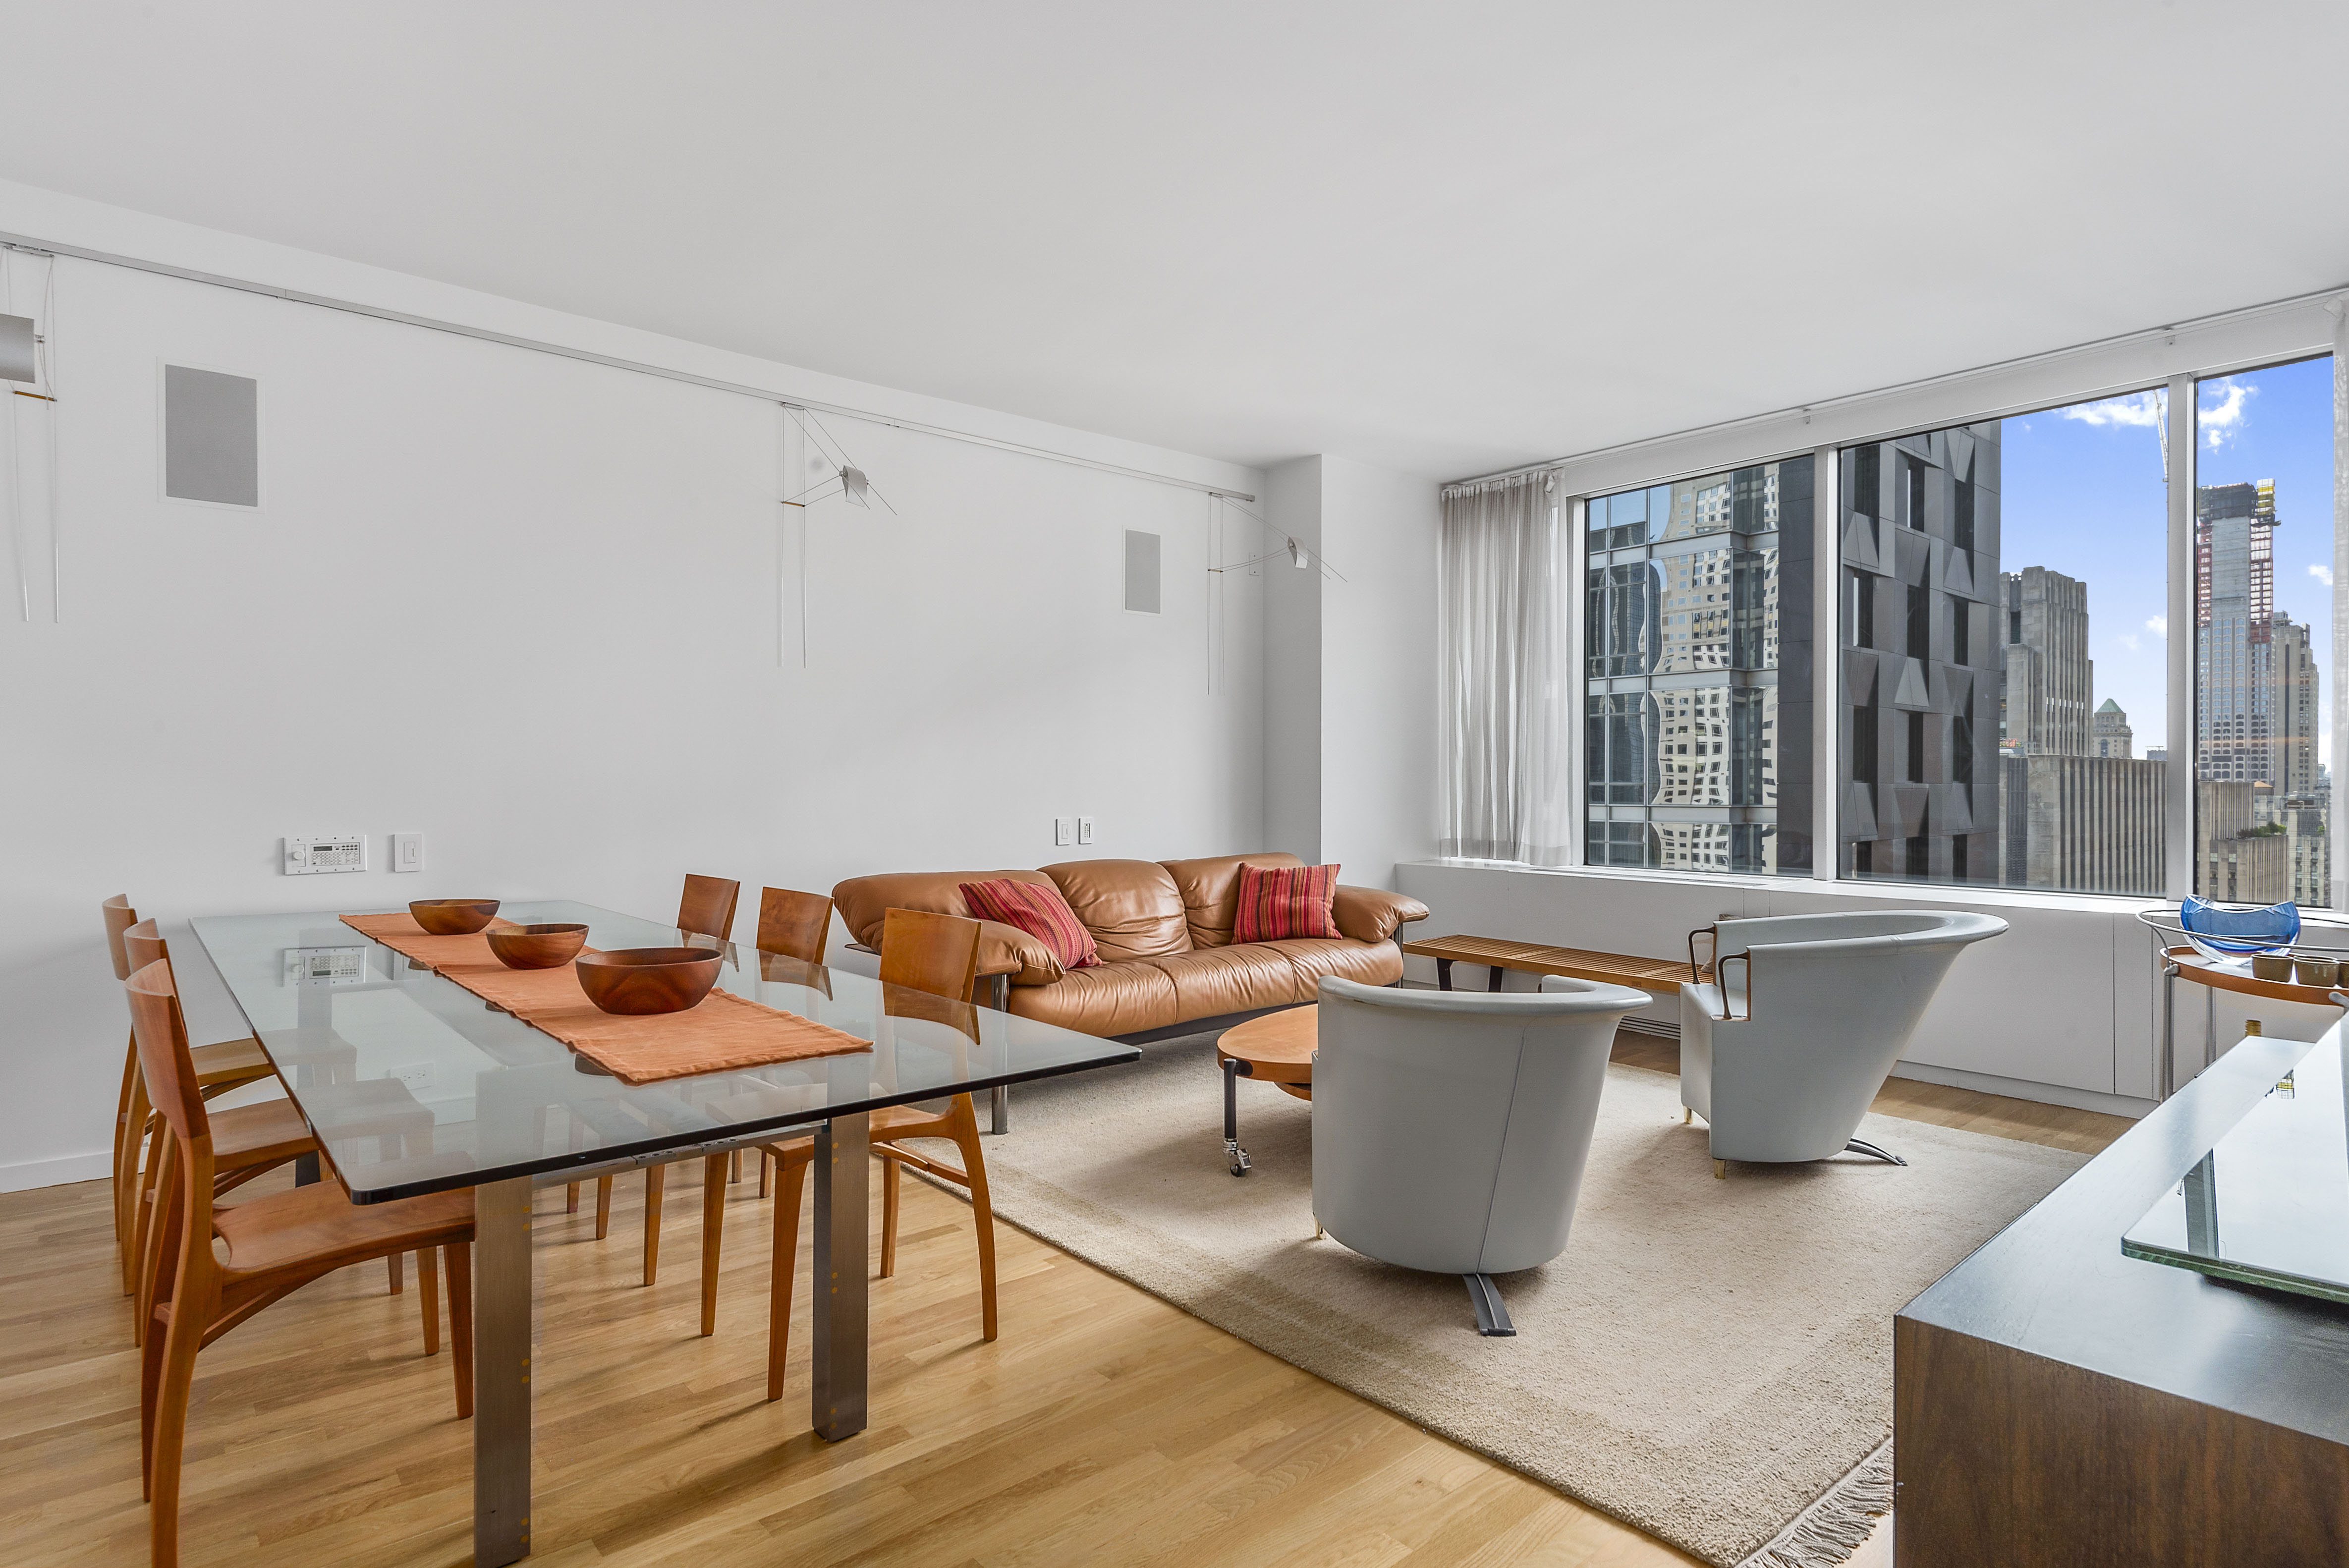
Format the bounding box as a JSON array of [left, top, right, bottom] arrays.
[[1226, 1140, 1251, 1177]]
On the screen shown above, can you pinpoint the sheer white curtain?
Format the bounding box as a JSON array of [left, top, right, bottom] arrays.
[[1439, 469, 1575, 866]]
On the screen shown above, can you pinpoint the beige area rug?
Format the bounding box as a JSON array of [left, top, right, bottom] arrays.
[[950, 1033, 2085, 1568]]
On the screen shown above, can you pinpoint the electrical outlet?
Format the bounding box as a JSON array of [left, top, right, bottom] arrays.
[[1078, 816, 1095, 845], [392, 833, 425, 872], [1055, 816, 1075, 846], [384, 1062, 436, 1093]]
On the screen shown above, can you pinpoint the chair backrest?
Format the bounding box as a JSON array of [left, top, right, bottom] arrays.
[[677, 874, 742, 942], [125, 917, 170, 975], [126, 959, 209, 1150], [1312, 975, 1648, 1277], [756, 887, 833, 963], [879, 907, 982, 1003], [103, 895, 137, 981]]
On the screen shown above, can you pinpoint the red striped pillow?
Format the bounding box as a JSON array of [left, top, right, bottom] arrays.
[[1232, 862, 1341, 943], [960, 878, 1099, 970]]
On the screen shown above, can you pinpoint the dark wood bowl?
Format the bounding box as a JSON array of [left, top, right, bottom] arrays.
[[410, 898, 502, 936], [574, 947, 723, 1015], [486, 922, 589, 970]]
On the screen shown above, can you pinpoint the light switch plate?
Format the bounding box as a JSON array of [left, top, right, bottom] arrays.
[[1054, 816, 1075, 847], [1078, 816, 1096, 844], [392, 832, 425, 872], [284, 833, 366, 875]]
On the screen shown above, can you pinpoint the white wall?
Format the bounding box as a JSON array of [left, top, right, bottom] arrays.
[[0, 185, 1267, 1190], [1260, 454, 1442, 887], [1398, 861, 2343, 1117]]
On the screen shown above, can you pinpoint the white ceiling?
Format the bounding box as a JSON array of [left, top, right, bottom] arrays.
[[2, 2, 2343, 479]]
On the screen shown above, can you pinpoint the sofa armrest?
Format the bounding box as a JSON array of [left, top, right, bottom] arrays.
[[1332, 886, 1431, 945], [977, 920, 1064, 986]]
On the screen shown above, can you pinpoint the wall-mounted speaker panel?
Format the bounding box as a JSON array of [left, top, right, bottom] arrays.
[[163, 364, 260, 507], [1124, 528, 1162, 615]]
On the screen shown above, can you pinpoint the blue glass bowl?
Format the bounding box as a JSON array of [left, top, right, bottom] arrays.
[[2178, 896, 2300, 961]]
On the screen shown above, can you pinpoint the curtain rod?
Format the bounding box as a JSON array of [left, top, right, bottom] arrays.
[[0, 229, 1256, 505], [1449, 279, 2349, 492]]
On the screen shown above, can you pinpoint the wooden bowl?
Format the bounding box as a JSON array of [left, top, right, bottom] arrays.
[[486, 922, 589, 970], [410, 898, 501, 936], [574, 947, 723, 1015]]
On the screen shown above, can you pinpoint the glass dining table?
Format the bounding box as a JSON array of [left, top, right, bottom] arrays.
[[190, 899, 1140, 1568]]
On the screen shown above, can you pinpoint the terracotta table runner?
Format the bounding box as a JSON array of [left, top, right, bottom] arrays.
[[341, 912, 870, 1086]]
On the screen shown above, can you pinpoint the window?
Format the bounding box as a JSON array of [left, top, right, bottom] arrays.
[[1584, 458, 1814, 876], [1841, 397, 2169, 893], [2192, 359, 2335, 909], [1560, 356, 2337, 902]]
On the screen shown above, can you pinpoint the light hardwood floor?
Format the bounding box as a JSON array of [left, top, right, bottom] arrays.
[[0, 1046, 2130, 1568]]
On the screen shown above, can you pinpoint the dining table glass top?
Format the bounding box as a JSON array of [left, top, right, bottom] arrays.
[[190, 899, 1139, 1203]]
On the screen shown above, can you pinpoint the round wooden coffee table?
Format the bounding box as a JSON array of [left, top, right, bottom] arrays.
[[1215, 1005, 1315, 1176]]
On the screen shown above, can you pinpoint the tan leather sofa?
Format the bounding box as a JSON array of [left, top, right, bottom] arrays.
[[831, 852, 1429, 1040]]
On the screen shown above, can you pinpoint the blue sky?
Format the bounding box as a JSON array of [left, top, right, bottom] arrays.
[[2000, 354, 2335, 759]]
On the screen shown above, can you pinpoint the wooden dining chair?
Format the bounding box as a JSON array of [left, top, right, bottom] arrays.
[[696, 906, 997, 1400], [119, 919, 440, 1354], [678, 873, 743, 944], [867, 909, 999, 1344], [756, 886, 833, 964], [104, 896, 275, 1288], [580, 872, 747, 1281], [127, 956, 476, 1568]]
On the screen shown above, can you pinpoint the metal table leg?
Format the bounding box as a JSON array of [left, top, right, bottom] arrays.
[[811, 1111, 870, 1442], [1436, 957, 1453, 991], [2161, 960, 2176, 1101], [990, 1084, 1009, 1135], [473, 1175, 533, 1568], [1222, 1058, 1251, 1176]]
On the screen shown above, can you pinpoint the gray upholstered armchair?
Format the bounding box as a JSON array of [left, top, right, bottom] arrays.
[[1679, 909, 2006, 1176], [1310, 973, 1649, 1336]]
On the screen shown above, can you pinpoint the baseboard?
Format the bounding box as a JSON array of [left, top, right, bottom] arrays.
[[0, 1149, 110, 1194], [1887, 1061, 2154, 1120]]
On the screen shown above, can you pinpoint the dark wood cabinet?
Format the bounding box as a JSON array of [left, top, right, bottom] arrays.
[[1896, 1030, 2349, 1566]]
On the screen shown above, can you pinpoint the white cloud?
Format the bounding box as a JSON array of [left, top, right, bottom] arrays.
[[2199, 380, 2253, 448], [2313, 563, 2336, 589], [2146, 616, 2168, 637], [2062, 391, 2163, 429], [2118, 633, 2141, 652]]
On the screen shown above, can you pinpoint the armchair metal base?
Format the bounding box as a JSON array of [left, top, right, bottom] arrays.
[[1465, 1273, 1516, 1337], [1844, 1137, 1907, 1167], [1221, 1058, 1252, 1176]]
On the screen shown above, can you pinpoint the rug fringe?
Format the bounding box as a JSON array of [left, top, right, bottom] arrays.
[[1736, 1440, 1892, 1568]]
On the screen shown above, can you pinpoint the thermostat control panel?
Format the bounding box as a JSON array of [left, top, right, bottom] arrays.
[[284, 833, 367, 875]]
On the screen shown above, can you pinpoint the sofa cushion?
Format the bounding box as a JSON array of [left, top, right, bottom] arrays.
[[960, 878, 1099, 970], [1005, 959, 1180, 1036], [1144, 944, 1313, 1017], [1233, 862, 1341, 943], [1041, 859, 1191, 962], [1263, 936, 1405, 990], [1162, 851, 1303, 949], [830, 869, 1063, 984]]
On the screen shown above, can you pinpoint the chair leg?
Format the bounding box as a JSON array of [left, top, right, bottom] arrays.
[[700, 1153, 727, 1336], [1714, 1159, 1728, 1179], [418, 1248, 442, 1356], [955, 1110, 999, 1343], [643, 1163, 666, 1285], [595, 1174, 613, 1239], [879, 1156, 900, 1280], [1465, 1273, 1516, 1337], [132, 1136, 178, 1348], [445, 1242, 474, 1420], [146, 1276, 212, 1568], [566, 1182, 580, 1213], [730, 1148, 743, 1184], [112, 1037, 142, 1268], [768, 1152, 809, 1402], [758, 1149, 771, 1199], [122, 1089, 158, 1297]]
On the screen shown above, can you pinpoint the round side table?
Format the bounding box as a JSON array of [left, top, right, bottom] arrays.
[[1215, 1006, 1315, 1176]]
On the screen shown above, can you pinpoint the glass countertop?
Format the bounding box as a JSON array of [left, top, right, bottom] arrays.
[[2124, 1031, 2349, 1305], [191, 900, 1139, 1202]]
